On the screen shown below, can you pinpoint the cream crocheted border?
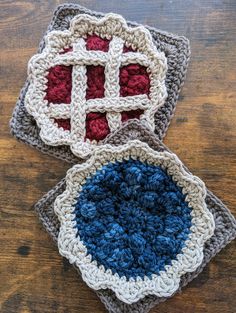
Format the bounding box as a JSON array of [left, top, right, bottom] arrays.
[[54, 140, 215, 304], [25, 13, 167, 158]]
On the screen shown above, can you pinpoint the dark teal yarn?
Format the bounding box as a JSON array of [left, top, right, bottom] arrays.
[[73, 159, 192, 279]]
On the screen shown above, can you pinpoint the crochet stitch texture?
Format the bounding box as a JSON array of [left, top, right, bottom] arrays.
[[10, 3, 190, 162], [35, 120, 236, 313], [25, 13, 167, 158], [54, 140, 214, 304]]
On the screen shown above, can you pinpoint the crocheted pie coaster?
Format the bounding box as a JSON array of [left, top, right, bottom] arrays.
[[35, 120, 236, 312], [10, 3, 190, 161]]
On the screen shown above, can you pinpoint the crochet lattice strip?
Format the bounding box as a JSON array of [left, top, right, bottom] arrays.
[[25, 13, 167, 158]]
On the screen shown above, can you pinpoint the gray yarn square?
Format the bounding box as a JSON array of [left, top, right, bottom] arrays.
[[35, 120, 236, 313], [10, 3, 190, 164]]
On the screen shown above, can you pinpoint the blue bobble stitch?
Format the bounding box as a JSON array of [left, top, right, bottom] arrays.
[[139, 191, 158, 209], [124, 165, 143, 185], [107, 248, 134, 269], [164, 215, 184, 234], [97, 198, 116, 215], [80, 202, 96, 219], [83, 221, 105, 236], [128, 234, 146, 254], [87, 185, 108, 200], [138, 247, 157, 269], [104, 223, 124, 239], [145, 170, 167, 191], [154, 235, 176, 254], [145, 215, 164, 236], [118, 182, 133, 199]]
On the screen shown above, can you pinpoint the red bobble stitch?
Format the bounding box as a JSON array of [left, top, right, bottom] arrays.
[[86, 65, 105, 100], [45, 65, 72, 104], [86, 113, 110, 141], [86, 35, 110, 52], [85, 36, 107, 102], [120, 64, 150, 97]]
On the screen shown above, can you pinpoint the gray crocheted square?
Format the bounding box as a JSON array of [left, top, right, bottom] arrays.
[[35, 120, 236, 313], [10, 3, 190, 164]]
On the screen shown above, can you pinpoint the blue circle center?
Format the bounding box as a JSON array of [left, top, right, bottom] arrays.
[[73, 159, 192, 279]]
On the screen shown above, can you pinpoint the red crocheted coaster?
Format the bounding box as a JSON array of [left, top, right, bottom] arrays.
[[25, 13, 168, 158], [10, 4, 190, 163]]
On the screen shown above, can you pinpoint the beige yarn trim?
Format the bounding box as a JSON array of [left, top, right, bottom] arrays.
[[25, 13, 167, 158], [54, 140, 215, 304]]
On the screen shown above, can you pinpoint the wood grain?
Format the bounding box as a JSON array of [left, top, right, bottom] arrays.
[[0, 1, 235, 312]]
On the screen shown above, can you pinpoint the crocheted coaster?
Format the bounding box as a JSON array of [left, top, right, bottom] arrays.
[[10, 3, 190, 162], [54, 140, 215, 303], [25, 13, 168, 158], [35, 120, 236, 312]]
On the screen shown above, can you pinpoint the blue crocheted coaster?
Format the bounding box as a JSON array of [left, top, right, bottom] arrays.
[[35, 120, 236, 313], [54, 140, 215, 304]]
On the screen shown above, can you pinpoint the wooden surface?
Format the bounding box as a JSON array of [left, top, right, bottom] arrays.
[[0, 0, 236, 312]]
